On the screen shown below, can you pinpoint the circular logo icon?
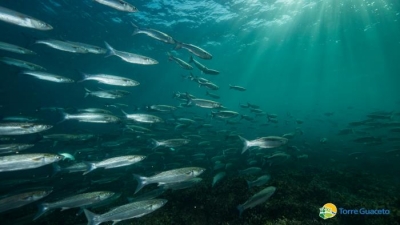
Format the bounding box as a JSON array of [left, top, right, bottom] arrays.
[[319, 203, 337, 219]]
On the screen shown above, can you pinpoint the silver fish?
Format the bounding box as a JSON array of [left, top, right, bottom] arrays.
[[188, 98, 222, 109], [104, 42, 158, 65], [1, 57, 46, 70], [189, 56, 219, 75], [146, 105, 177, 112], [128, 188, 166, 202], [167, 52, 193, 70], [63, 113, 120, 123], [229, 85, 246, 91], [237, 186, 276, 217], [21, 71, 75, 83], [0, 41, 35, 54], [211, 111, 239, 119], [161, 178, 202, 190], [94, 0, 138, 12], [84, 88, 124, 99], [34, 191, 115, 220], [151, 139, 190, 149], [206, 91, 220, 99], [0, 6, 52, 30], [133, 167, 205, 194], [78, 108, 112, 114], [83, 155, 146, 175], [0, 190, 52, 213], [83, 199, 167, 225], [80, 72, 139, 86], [0, 123, 52, 135], [175, 41, 212, 59], [132, 23, 175, 44], [247, 175, 271, 189], [36, 39, 88, 53], [122, 111, 164, 124], [66, 41, 106, 54], [239, 136, 288, 154], [2, 116, 38, 122], [0, 143, 34, 154], [0, 153, 62, 172]]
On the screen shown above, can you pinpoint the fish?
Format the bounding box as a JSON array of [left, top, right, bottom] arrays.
[[161, 178, 202, 190], [132, 23, 175, 44], [239, 136, 289, 154], [0, 144, 34, 154], [62, 113, 120, 123], [211, 111, 239, 119], [206, 91, 220, 99], [83, 155, 146, 175], [0, 123, 52, 135], [2, 116, 38, 122], [0, 190, 52, 213], [0, 153, 62, 172], [20, 71, 75, 83], [65, 41, 106, 54], [94, 0, 138, 12], [83, 199, 167, 225], [146, 105, 177, 112], [175, 42, 212, 59], [104, 42, 158, 65], [79, 72, 139, 86], [151, 139, 190, 149], [212, 172, 226, 187], [187, 98, 222, 109], [246, 175, 271, 189], [0, 57, 46, 70], [237, 186, 276, 217], [200, 82, 219, 90], [84, 88, 124, 99], [0, 41, 36, 54], [0, 6, 52, 30], [128, 188, 166, 202], [36, 39, 88, 53], [167, 52, 193, 70], [133, 167, 206, 194], [34, 191, 116, 220], [238, 167, 261, 175], [122, 111, 164, 124], [52, 162, 89, 176], [229, 85, 246, 91], [188, 56, 219, 75]]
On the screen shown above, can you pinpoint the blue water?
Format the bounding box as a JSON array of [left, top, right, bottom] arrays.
[[0, 0, 400, 224]]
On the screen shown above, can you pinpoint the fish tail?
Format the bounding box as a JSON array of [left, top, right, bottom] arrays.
[[77, 70, 89, 83], [33, 204, 49, 220], [82, 162, 96, 175], [83, 209, 101, 225], [189, 55, 194, 63], [57, 112, 69, 124], [229, 84, 233, 89], [174, 41, 182, 50], [240, 114, 244, 120], [131, 22, 140, 35], [104, 42, 116, 58], [151, 139, 160, 150], [133, 174, 148, 194], [84, 87, 91, 98], [238, 136, 250, 154], [237, 204, 245, 217], [167, 52, 173, 61]]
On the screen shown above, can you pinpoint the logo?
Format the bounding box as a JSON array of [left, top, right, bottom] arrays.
[[319, 203, 337, 219]]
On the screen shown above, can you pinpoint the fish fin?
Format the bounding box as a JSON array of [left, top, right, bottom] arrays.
[[238, 136, 250, 154], [133, 174, 148, 194], [112, 220, 122, 225], [104, 42, 116, 58], [51, 163, 61, 177], [131, 22, 140, 35], [237, 204, 245, 217], [82, 162, 96, 175], [33, 204, 49, 221], [83, 209, 100, 225], [76, 70, 89, 83]]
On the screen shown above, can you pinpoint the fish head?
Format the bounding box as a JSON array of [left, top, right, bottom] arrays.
[[148, 199, 168, 210], [29, 20, 53, 30], [124, 3, 138, 12], [186, 167, 206, 177]]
